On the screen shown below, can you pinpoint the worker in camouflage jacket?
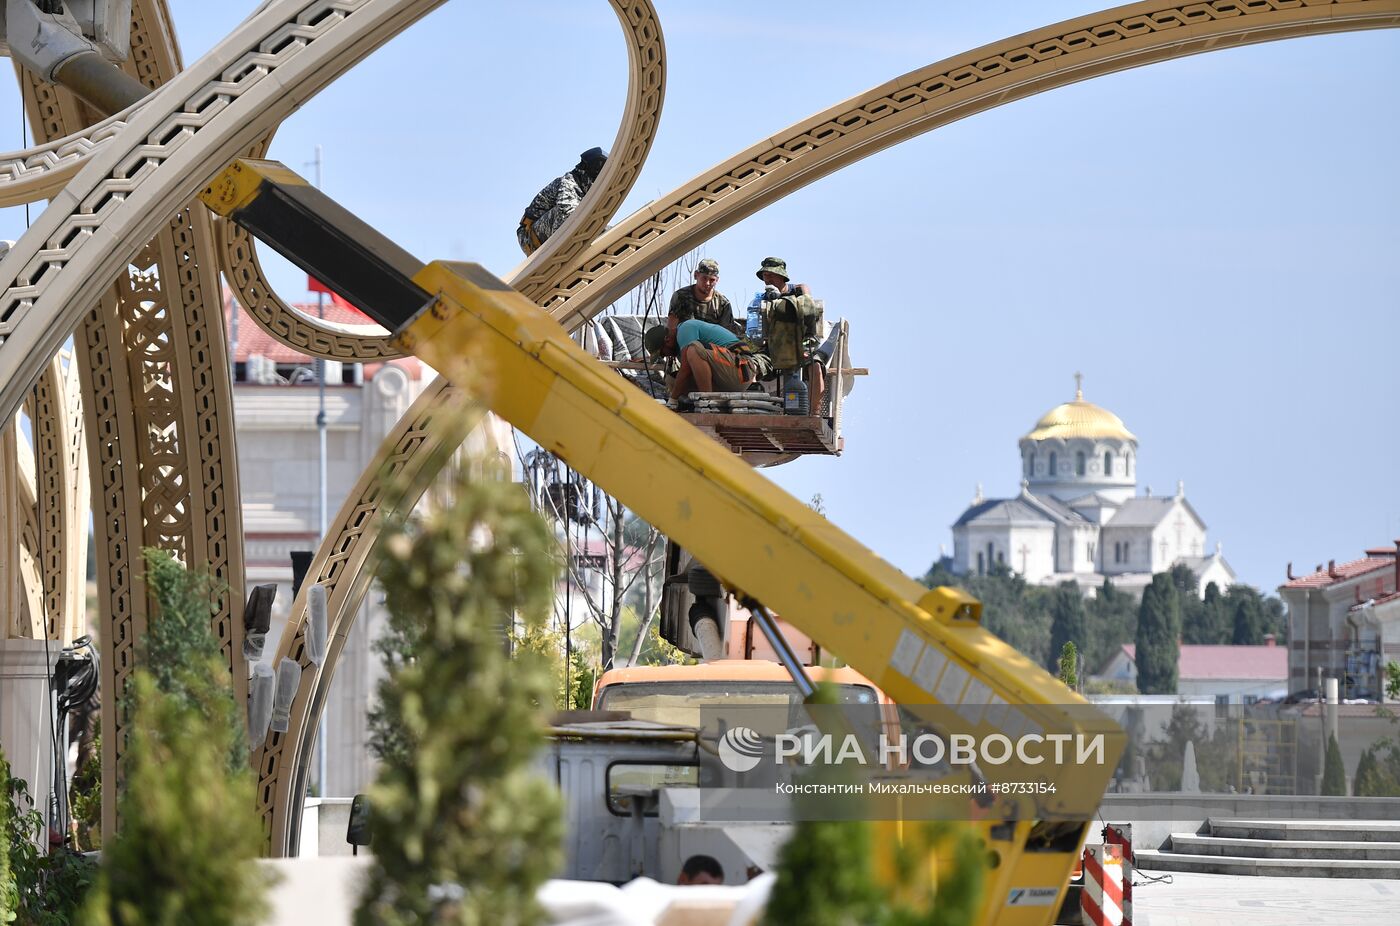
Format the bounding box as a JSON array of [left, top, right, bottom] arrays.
[[516, 147, 608, 255], [661, 257, 744, 357]]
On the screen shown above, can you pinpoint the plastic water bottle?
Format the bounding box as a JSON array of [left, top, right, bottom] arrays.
[[782, 372, 808, 416], [746, 291, 764, 339]]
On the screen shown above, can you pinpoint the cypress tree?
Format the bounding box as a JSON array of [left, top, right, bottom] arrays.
[[356, 463, 562, 926], [1136, 573, 1181, 695], [1321, 734, 1347, 796], [1231, 590, 1265, 646], [1058, 641, 1079, 691], [80, 550, 266, 926], [1047, 581, 1085, 673]]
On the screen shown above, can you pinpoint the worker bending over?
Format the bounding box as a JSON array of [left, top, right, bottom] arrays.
[[646, 320, 753, 408]]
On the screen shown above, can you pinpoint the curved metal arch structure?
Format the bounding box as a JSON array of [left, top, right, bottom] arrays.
[[252, 0, 1400, 856], [0, 0, 1394, 861]]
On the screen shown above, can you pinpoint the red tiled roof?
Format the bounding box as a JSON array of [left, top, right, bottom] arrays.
[[1121, 644, 1287, 681], [1283, 555, 1395, 590], [223, 289, 420, 378], [1352, 589, 1400, 611]]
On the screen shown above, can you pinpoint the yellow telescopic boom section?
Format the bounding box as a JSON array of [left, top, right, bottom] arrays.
[[202, 159, 1122, 926]]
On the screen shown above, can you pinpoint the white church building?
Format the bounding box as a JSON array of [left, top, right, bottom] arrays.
[[949, 379, 1234, 597]]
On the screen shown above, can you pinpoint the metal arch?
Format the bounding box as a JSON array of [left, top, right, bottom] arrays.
[[247, 0, 1400, 855], [253, 0, 668, 854], [23, 0, 250, 839], [540, 0, 1400, 329], [0, 0, 452, 429], [214, 0, 666, 364]]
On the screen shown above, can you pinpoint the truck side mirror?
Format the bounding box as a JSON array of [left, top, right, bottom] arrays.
[[347, 793, 371, 854]]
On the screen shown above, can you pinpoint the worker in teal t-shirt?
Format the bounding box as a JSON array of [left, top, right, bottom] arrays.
[[675, 318, 739, 352]]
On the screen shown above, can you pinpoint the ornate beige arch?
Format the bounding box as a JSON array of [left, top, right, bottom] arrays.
[[250, 0, 1400, 855], [215, 0, 665, 365], [19, 0, 248, 838], [254, 0, 668, 855]]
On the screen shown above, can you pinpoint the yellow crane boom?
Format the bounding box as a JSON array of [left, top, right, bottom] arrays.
[[201, 157, 1122, 925]]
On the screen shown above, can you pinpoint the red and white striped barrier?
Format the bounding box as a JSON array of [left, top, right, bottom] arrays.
[[1081, 844, 1124, 926], [1104, 823, 1134, 926]]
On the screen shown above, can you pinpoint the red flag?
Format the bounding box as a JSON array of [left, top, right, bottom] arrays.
[[307, 275, 362, 316]]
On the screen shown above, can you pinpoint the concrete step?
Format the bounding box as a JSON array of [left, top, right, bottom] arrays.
[[1170, 833, 1400, 861], [1134, 849, 1400, 879], [1208, 818, 1400, 842]]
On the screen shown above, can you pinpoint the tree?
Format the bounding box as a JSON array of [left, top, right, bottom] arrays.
[[1135, 573, 1180, 695], [1186, 581, 1230, 644], [1354, 739, 1400, 797], [1385, 661, 1400, 702], [1047, 582, 1085, 673], [356, 463, 562, 925], [1321, 734, 1347, 796], [80, 550, 266, 926], [1057, 641, 1079, 691], [1084, 579, 1136, 677], [1, 746, 15, 924], [1169, 564, 1205, 646], [1228, 584, 1267, 646]]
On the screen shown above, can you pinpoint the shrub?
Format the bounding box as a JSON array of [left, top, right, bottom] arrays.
[[355, 465, 562, 926]]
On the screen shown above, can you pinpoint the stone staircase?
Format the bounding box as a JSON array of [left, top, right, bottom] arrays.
[[1134, 819, 1400, 878]]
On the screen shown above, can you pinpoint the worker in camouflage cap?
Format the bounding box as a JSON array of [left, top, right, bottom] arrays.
[[662, 256, 741, 357]]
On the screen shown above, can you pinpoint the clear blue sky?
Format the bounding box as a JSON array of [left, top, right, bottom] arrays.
[[6, 2, 1396, 593]]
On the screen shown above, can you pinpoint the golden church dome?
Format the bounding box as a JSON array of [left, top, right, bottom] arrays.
[[1023, 379, 1136, 443]]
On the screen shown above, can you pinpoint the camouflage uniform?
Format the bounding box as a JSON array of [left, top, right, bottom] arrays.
[[516, 170, 592, 255]]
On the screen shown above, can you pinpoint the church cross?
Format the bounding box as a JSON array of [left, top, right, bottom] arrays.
[[1018, 543, 1030, 575], [1074, 371, 1083, 400]]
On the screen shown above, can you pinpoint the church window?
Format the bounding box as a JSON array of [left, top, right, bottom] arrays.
[[1049, 452, 1057, 476], [1076, 452, 1086, 476], [1123, 541, 1130, 562], [1104, 451, 1113, 475], [986, 542, 995, 571], [976, 552, 984, 575], [997, 550, 1005, 565], [1027, 452, 1036, 477], [1088, 542, 1096, 562], [1126, 452, 1133, 476]]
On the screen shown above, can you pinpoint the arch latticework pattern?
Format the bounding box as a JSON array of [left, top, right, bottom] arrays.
[[21, 0, 247, 838]]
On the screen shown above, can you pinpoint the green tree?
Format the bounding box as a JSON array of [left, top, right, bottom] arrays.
[[2, 746, 15, 924], [1083, 579, 1137, 677], [356, 465, 562, 925], [1385, 661, 1400, 702], [1047, 582, 1084, 673], [1228, 585, 1267, 646], [1135, 573, 1180, 695], [1354, 739, 1400, 796], [80, 550, 266, 926], [1321, 734, 1347, 796], [1187, 581, 1229, 644], [1169, 564, 1205, 646], [1057, 642, 1079, 691]]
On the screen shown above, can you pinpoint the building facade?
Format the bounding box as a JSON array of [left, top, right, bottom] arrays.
[[950, 379, 1234, 597], [1279, 544, 1400, 700]]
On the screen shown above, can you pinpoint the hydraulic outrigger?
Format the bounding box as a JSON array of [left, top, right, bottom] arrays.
[[201, 158, 1123, 926]]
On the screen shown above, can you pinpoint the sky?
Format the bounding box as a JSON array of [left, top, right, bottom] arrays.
[[3, 1, 1395, 593]]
